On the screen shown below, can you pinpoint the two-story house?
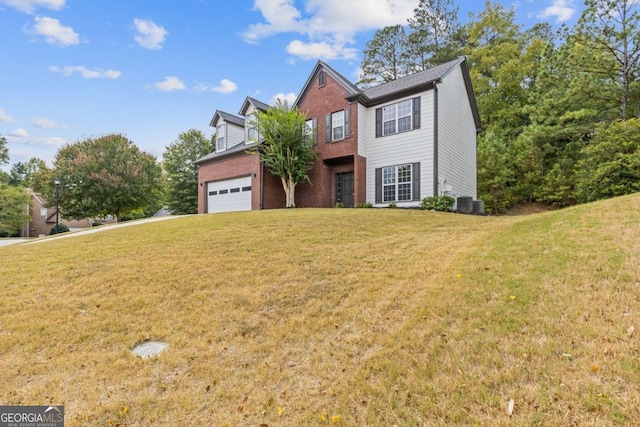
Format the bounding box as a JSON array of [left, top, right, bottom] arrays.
[[195, 57, 480, 213]]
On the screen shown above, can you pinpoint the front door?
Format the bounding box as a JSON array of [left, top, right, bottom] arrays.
[[336, 172, 354, 208]]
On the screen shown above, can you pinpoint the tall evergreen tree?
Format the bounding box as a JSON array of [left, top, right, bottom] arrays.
[[406, 0, 461, 69], [358, 25, 410, 87], [575, 0, 640, 119], [163, 129, 214, 215]]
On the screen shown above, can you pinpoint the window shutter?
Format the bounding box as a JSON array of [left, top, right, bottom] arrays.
[[325, 114, 331, 142], [375, 108, 382, 137], [412, 162, 421, 200], [413, 97, 421, 129], [375, 168, 382, 203], [312, 117, 318, 145], [344, 108, 350, 138]]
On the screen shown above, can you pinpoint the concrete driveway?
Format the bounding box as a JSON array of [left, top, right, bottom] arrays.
[[0, 215, 186, 248]]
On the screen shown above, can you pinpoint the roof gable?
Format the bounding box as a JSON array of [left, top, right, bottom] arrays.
[[210, 110, 245, 128], [239, 97, 270, 116], [294, 60, 361, 108]]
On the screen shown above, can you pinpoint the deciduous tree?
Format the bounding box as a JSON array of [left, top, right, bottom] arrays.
[[9, 158, 47, 187], [39, 134, 162, 221], [0, 183, 30, 236], [575, 118, 640, 202], [0, 135, 8, 166], [247, 100, 317, 208]]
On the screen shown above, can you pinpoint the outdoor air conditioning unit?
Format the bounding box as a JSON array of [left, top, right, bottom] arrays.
[[472, 200, 485, 215], [457, 196, 473, 214]]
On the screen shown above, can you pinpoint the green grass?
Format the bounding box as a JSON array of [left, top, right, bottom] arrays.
[[1, 195, 639, 426]]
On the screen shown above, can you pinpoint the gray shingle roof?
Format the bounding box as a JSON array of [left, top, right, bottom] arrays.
[[194, 141, 253, 165], [358, 57, 465, 104], [210, 110, 245, 127]]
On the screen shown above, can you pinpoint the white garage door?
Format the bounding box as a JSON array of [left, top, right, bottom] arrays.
[[207, 176, 252, 213]]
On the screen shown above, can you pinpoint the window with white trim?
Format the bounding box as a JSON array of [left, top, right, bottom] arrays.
[[324, 108, 350, 142], [332, 111, 344, 140], [246, 114, 258, 144], [216, 124, 226, 152], [303, 118, 316, 145], [383, 164, 413, 202], [376, 97, 420, 138], [382, 99, 412, 136]]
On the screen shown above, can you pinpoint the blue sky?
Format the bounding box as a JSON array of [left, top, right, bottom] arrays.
[[0, 0, 583, 170]]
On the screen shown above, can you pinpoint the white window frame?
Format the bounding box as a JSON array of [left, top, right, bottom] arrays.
[[304, 119, 314, 145], [246, 114, 258, 144], [332, 111, 344, 141], [216, 124, 227, 152], [382, 99, 413, 136], [382, 164, 413, 202]]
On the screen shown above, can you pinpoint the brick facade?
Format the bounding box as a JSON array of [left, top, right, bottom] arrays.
[[197, 151, 285, 213]]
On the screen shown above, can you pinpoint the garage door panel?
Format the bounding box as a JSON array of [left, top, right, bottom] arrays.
[[207, 176, 252, 213]]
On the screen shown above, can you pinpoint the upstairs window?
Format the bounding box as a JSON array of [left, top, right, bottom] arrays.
[[318, 70, 326, 87], [246, 113, 258, 144], [332, 111, 344, 140], [216, 124, 226, 152], [324, 108, 351, 142], [303, 117, 317, 145], [375, 97, 421, 137]]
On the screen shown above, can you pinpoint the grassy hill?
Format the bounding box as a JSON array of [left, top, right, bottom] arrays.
[[1, 195, 639, 426]]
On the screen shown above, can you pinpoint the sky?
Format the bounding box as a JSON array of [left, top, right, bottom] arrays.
[[0, 0, 584, 171]]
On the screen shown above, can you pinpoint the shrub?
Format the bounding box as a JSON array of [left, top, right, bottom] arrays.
[[49, 223, 70, 235], [355, 202, 373, 208], [334, 202, 343, 208], [387, 203, 397, 208], [421, 195, 455, 212]]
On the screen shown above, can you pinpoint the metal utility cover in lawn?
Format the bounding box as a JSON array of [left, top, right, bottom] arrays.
[[132, 341, 169, 358]]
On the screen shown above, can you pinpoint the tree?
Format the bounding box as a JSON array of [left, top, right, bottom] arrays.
[[575, 0, 640, 119], [574, 118, 640, 202], [0, 184, 30, 236], [358, 25, 410, 86], [9, 158, 47, 187], [247, 100, 318, 208], [0, 135, 8, 167], [407, 0, 461, 69], [38, 134, 162, 221], [162, 129, 214, 214]]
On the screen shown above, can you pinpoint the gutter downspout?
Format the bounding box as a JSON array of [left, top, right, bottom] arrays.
[[433, 80, 440, 197]]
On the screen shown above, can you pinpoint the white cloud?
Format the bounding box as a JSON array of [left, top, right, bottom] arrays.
[[195, 79, 238, 94], [242, 0, 417, 60], [538, 0, 576, 23], [6, 134, 66, 147], [31, 117, 58, 128], [0, 0, 64, 14], [49, 65, 121, 79], [286, 39, 357, 60], [153, 76, 185, 92], [30, 16, 79, 46], [269, 92, 297, 106], [9, 128, 29, 138], [133, 18, 168, 50], [0, 108, 14, 123]]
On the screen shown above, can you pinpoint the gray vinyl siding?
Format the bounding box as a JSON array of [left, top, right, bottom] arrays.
[[363, 92, 435, 207], [437, 65, 477, 199], [226, 123, 245, 149]]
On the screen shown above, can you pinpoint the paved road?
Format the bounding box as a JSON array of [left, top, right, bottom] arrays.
[[0, 215, 186, 248]]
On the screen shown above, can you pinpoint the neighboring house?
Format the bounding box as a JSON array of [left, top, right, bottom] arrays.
[[195, 57, 480, 214], [21, 191, 112, 237]]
